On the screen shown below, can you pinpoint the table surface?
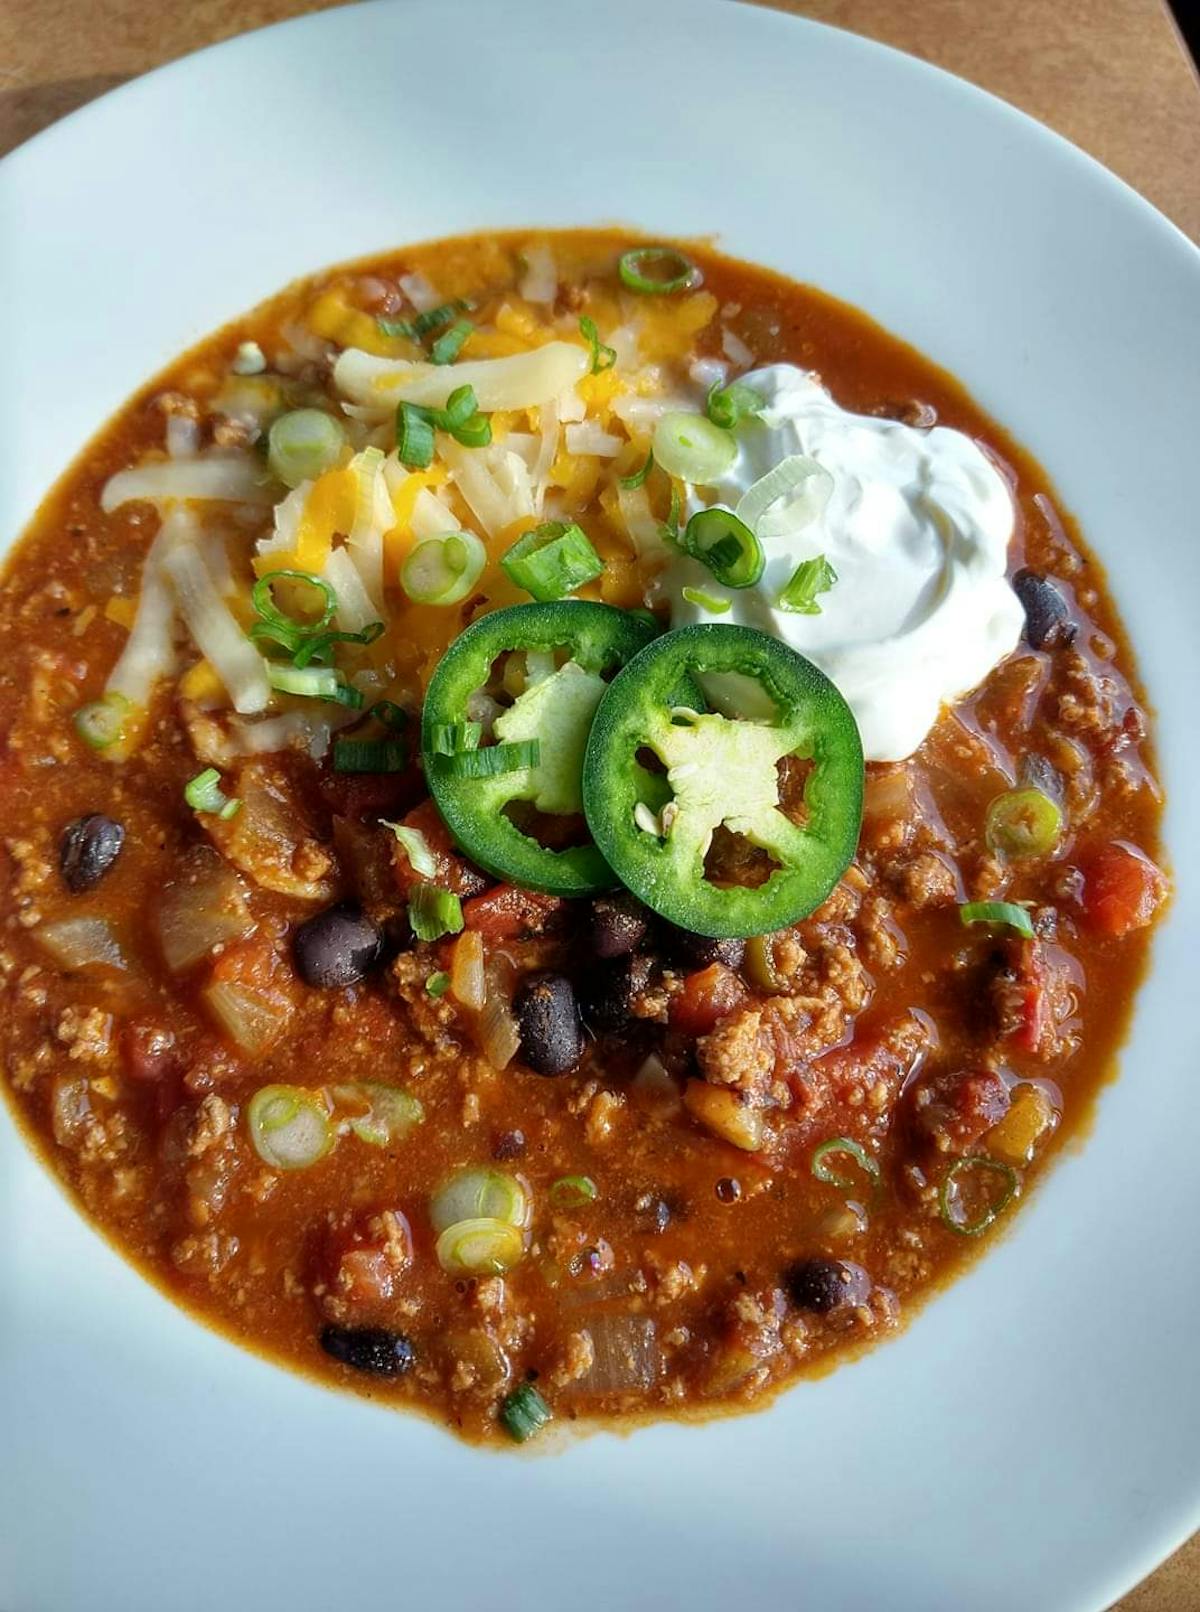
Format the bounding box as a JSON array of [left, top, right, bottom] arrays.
[[1, 0, 1199, 1605]]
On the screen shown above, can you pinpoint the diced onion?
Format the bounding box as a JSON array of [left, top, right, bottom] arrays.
[[267, 409, 346, 488], [565, 422, 623, 458], [381, 821, 438, 878], [450, 929, 486, 1012], [333, 342, 589, 415], [101, 455, 273, 512], [203, 979, 291, 1054], [398, 271, 441, 312], [162, 543, 271, 714], [652, 412, 736, 483], [734, 454, 833, 539], [435, 1217, 526, 1276], [518, 242, 558, 304], [157, 853, 253, 973], [479, 952, 521, 1069], [430, 1168, 530, 1234], [247, 1084, 334, 1170], [721, 327, 754, 367], [565, 1315, 659, 1395], [35, 916, 127, 971]]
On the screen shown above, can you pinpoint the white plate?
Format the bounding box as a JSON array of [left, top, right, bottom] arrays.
[[2, 4, 1198, 1608]]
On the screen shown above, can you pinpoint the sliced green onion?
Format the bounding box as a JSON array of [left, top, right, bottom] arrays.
[[985, 788, 1062, 858], [331, 682, 365, 710], [549, 1174, 597, 1209], [437, 740, 540, 780], [291, 620, 385, 669], [401, 530, 487, 606], [618, 246, 699, 296], [396, 402, 436, 469], [251, 570, 337, 636], [579, 315, 617, 374], [430, 721, 482, 756], [500, 520, 604, 602], [369, 700, 409, 732], [330, 1081, 424, 1147], [706, 379, 766, 431], [681, 586, 731, 614], [619, 448, 654, 490], [681, 507, 764, 588], [661, 482, 682, 543], [408, 883, 464, 942], [500, 1383, 552, 1443], [430, 318, 474, 365], [430, 1168, 530, 1233], [652, 412, 736, 484], [426, 970, 451, 997], [184, 767, 241, 820], [382, 821, 439, 878], [811, 1137, 881, 1192], [267, 663, 341, 700], [332, 739, 407, 773], [779, 553, 838, 615], [74, 692, 131, 752], [441, 384, 479, 432], [247, 1084, 334, 1171], [939, 1156, 1019, 1237], [378, 299, 471, 341], [435, 1216, 525, 1275], [267, 409, 346, 488], [450, 410, 493, 449], [960, 900, 1035, 939]]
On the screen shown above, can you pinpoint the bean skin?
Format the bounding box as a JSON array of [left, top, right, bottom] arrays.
[[784, 1258, 871, 1314], [515, 972, 584, 1076], [319, 1324, 414, 1375], [293, 905, 383, 988], [59, 814, 125, 892]]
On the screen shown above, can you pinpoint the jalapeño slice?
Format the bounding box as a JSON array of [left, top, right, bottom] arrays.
[[421, 602, 656, 895], [582, 623, 863, 937]]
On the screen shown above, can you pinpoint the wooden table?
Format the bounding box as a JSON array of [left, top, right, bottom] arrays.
[[1, 0, 1198, 1604]]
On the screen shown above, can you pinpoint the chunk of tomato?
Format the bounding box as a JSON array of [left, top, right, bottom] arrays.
[[389, 800, 489, 900], [1080, 842, 1166, 937], [669, 963, 747, 1038], [461, 884, 565, 941]]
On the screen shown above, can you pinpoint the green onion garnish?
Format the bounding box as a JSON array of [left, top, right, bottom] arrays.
[[681, 586, 731, 614], [408, 883, 464, 942], [251, 570, 337, 637], [74, 692, 131, 752], [778, 553, 838, 615], [183, 767, 242, 820], [430, 721, 483, 756], [331, 682, 365, 710], [267, 409, 346, 488], [378, 299, 471, 341], [811, 1137, 881, 1192], [430, 319, 474, 366], [500, 521, 604, 602], [291, 620, 385, 669], [500, 1383, 552, 1443], [939, 1157, 1019, 1237], [985, 788, 1062, 859], [449, 410, 493, 449], [426, 971, 451, 997], [549, 1174, 598, 1209], [959, 900, 1035, 939], [436, 740, 540, 780], [382, 821, 438, 878], [579, 315, 617, 374], [660, 482, 682, 544], [619, 449, 654, 490], [267, 663, 342, 700], [369, 700, 409, 732], [617, 246, 699, 296], [401, 531, 487, 606], [681, 508, 764, 588], [705, 379, 766, 431], [441, 384, 478, 431], [397, 402, 436, 469], [332, 739, 408, 774]]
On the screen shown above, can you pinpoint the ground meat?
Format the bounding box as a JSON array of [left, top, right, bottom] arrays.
[[55, 1005, 114, 1063], [1051, 648, 1122, 743], [549, 1329, 596, 1387], [696, 1008, 775, 1099], [908, 1067, 1010, 1154], [797, 1014, 931, 1141], [885, 849, 960, 909], [584, 1088, 625, 1146], [186, 1093, 233, 1157], [171, 1230, 239, 1276]]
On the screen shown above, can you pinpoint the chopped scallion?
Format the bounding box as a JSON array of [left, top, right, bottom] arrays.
[[401, 531, 487, 606], [267, 663, 342, 700], [430, 318, 474, 365], [377, 299, 471, 341], [985, 788, 1062, 859], [291, 620, 385, 669], [959, 900, 1035, 939], [251, 570, 337, 636], [619, 448, 654, 490], [396, 402, 436, 469], [426, 971, 451, 997], [267, 409, 346, 489], [500, 521, 603, 602], [681, 586, 731, 614], [74, 692, 131, 752], [430, 721, 482, 756], [778, 553, 838, 615], [408, 883, 464, 942], [680, 507, 763, 588], [579, 315, 617, 374], [436, 740, 540, 780], [939, 1157, 1019, 1237], [549, 1174, 598, 1209], [332, 739, 408, 773], [184, 767, 241, 820], [706, 379, 766, 431], [500, 1382, 552, 1443], [618, 246, 699, 296]]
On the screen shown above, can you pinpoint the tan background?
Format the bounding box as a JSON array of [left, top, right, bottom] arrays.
[[2, 0, 1199, 1604]]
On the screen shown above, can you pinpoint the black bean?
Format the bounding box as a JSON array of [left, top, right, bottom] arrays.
[[514, 972, 584, 1076], [319, 1324, 414, 1376], [59, 814, 125, 892], [664, 925, 746, 971], [581, 952, 655, 1034], [1012, 568, 1075, 651], [293, 905, 383, 988], [784, 1257, 871, 1315], [591, 891, 649, 958]]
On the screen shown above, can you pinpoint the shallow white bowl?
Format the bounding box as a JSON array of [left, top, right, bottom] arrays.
[[2, 3, 1198, 1608]]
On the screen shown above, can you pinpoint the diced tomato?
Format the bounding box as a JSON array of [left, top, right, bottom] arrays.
[[1079, 841, 1167, 937], [669, 963, 748, 1038], [909, 1067, 1010, 1152], [1005, 939, 1047, 1054], [388, 799, 490, 900], [462, 884, 565, 941], [320, 770, 423, 823]]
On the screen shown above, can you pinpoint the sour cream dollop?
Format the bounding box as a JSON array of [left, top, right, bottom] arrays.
[[659, 364, 1024, 762]]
